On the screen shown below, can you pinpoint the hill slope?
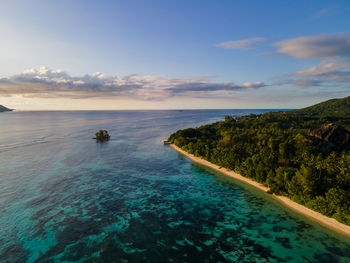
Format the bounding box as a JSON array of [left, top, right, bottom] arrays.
[[294, 96, 350, 116], [0, 105, 12, 112]]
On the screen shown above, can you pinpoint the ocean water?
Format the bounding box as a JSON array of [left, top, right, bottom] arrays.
[[0, 110, 349, 263]]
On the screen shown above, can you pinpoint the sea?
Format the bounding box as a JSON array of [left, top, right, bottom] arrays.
[[0, 110, 350, 263]]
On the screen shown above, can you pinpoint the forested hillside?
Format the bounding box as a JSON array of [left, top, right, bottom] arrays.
[[292, 96, 350, 116], [169, 97, 350, 225]]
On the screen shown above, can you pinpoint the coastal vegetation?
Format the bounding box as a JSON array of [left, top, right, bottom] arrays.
[[168, 96, 350, 226], [93, 130, 110, 142]]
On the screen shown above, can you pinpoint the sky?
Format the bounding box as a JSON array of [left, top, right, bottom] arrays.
[[1, 0, 350, 110]]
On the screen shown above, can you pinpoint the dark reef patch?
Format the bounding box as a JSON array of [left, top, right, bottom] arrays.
[[0, 244, 28, 263]]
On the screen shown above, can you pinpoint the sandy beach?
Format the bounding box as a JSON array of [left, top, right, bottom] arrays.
[[170, 143, 350, 238]]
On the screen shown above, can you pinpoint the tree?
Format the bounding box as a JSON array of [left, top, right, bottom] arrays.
[[94, 130, 110, 142], [168, 97, 350, 225]]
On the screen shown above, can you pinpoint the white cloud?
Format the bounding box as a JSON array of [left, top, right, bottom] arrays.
[[72, 80, 85, 85], [294, 59, 350, 77], [242, 82, 265, 89], [276, 58, 350, 88], [0, 67, 266, 100], [216, 37, 266, 50], [276, 33, 350, 59], [274, 33, 350, 88]]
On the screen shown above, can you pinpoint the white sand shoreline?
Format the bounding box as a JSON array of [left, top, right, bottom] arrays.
[[169, 143, 350, 238]]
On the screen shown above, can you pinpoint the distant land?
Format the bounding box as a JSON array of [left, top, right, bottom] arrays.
[[168, 96, 350, 234], [0, 105, 12, 112]]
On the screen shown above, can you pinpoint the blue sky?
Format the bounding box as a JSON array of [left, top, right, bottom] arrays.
[[0, 0, 350, 110]]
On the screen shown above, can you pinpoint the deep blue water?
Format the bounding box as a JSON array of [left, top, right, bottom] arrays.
[[0, 110, 350, 263]]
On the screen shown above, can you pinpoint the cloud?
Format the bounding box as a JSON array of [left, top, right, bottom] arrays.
[[294, 59, 350, 77], [276, 58, 350, 88], [274, 78, 323, 88], [216, 37, 266, 50], [273, 33, 350, 88], [311, 8, 332, 20], [0, 66, 266, 100], [276, 33, 350, 59], [168, 81, 265, 94], [319, 71, 350, 82]]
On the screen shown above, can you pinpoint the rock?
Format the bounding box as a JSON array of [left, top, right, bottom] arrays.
[[308, 123, 350, 151]]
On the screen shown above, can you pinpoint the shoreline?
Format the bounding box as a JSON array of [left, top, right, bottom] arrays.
[[169, 143, 350, 238]]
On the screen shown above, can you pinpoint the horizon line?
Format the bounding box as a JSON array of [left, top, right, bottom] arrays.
[[9, 108, 296, 112]]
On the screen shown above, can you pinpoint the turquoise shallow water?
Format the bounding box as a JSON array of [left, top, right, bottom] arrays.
[[0, 110, 350, 263]]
